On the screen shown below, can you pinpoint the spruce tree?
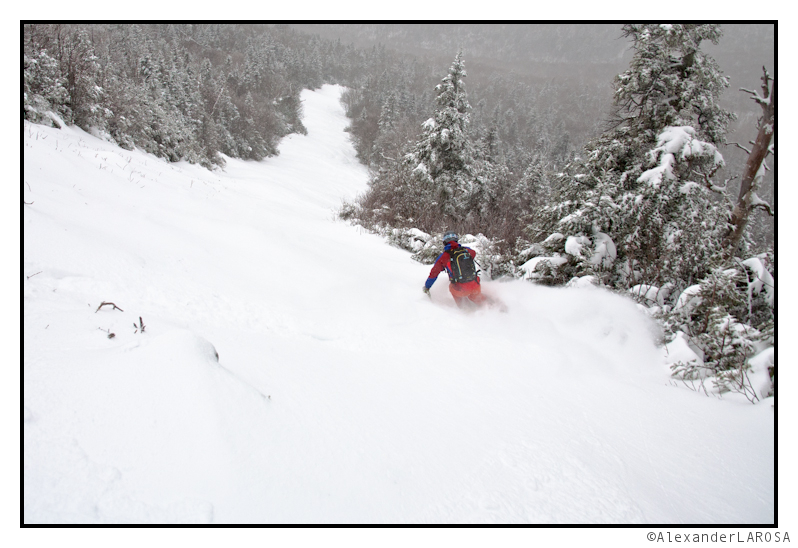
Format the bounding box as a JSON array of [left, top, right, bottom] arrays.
[[24, 49, 70, 126], [526, 24, 774, 400], [62, 28, 106, 130], [405, 51, 481, 222], [534, 24, 735, 290]]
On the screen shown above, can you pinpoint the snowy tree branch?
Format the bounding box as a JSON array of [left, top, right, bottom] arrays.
[[726, 141, 752, 155], [749, 195, 774, 217], [740, 87, 770, 108], [693, 169, 732, 196], [740, 67, 772, 110]]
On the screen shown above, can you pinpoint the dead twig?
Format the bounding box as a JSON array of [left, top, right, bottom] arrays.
[[96, 301, 124, 313], [726, 141, 752, 155]]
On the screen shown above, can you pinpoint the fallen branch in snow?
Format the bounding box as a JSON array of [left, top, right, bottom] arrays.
[[134, 316, 146, 334], [26, 271, 42, 279], [96, 301, 124, 313]]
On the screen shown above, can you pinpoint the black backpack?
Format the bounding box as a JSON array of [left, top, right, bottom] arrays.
[[448, 247, 478, 283]]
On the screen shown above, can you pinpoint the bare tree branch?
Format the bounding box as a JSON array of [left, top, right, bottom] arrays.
[[95, 301, 124, 313], [726, 141, 752, 155]]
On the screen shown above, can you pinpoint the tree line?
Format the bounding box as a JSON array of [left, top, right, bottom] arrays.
[[24, 23, 595, 250], [24, 24, 325, 168]]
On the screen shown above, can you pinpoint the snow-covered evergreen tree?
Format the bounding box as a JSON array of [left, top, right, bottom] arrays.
[[532, 24, 735, 290], [62, 29, 106, 130], [405, 51, 482, 220], [518, 24, 776, 402], [612, 24, 735, 146], [23, 23, 313, 169], [24, 49, 70, 127]]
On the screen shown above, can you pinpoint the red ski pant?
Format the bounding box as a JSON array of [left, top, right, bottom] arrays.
[[448, 280, 486, 307]]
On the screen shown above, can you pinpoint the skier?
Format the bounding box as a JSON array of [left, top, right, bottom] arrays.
[[423, 231, 487, 308]]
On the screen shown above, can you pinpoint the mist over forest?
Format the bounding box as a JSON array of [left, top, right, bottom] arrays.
[[294, 23, 774, 190], [293, 24, 774, 229]]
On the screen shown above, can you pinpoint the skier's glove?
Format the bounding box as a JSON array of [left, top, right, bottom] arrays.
[[422, 286, 430, 295]]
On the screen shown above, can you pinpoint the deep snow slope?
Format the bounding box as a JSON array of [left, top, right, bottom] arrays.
[[23, 85, 774, 525]]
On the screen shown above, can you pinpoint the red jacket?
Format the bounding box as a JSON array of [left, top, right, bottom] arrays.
[[424, 242, 478, 289]]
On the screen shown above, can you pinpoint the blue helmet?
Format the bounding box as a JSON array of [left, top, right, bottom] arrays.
[[442, 231, 459, 244]]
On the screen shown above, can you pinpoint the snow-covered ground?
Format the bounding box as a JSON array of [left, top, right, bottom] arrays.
[[23, 85, 775, 526]]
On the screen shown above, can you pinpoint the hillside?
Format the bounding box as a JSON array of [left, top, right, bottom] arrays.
[[23, 85, 774, 525]]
